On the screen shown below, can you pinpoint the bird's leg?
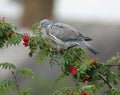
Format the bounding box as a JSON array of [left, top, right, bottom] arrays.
[[60, 49, 65, 55], [60, 45, 78, 55], [51, 46, 65, 56], [52, 45, 59, 50]]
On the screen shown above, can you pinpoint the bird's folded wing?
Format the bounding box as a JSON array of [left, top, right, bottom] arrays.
[[50, 23, 91, 42]]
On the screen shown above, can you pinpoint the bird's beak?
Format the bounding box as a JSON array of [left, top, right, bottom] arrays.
[[38, 25, 42, 30]]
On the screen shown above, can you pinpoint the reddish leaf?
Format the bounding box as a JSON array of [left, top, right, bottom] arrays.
[[8, 32, 13, 39]]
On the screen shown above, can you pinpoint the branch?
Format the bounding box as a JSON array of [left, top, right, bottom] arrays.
[[99, 74, 113, 89], [107, 64, 120, 66], [11, 71, 21, 94]]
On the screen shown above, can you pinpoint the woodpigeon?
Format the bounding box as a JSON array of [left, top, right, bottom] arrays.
[[39, 19, 98, 55]]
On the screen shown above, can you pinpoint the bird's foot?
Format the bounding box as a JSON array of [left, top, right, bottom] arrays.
[[52, 46, 59, 50], [60, 49, 65, 55]]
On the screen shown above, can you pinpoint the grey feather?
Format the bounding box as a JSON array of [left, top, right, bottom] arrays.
[[50, 23, 85, 42], [77, 40, 98, 55]]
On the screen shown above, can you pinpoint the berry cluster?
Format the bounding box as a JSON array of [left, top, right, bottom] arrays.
[[22, 36, 30, 47]]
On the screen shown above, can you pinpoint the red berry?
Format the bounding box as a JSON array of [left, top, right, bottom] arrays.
[[23, 36, 29, 43], [82, 92, 89, 95], [8, 32, 13, 39], [91, 58, 96, 64], [23, 42, 29, 47], [69, 66, 77, 75], [82, 78, 86, 83], [86, 77, 92, 82]]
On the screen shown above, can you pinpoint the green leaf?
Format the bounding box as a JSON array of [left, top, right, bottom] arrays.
[[0, 31, 3, 37], [79, 64, 90, 74], [52, 86, 79, 95], [21, 88, 31, 95], [106, 71, 117, 83], [117, 65, 120, 74], [36, 50, 48, 64], [49, 53, 62, 67], [103, 88, 120, 95], [106, 56, 117, 65], [0, 80, 16, 94], [0, 62, 16, 70], [7, 33, 22, 46], [16, 68, 34, 79], [30, 23, 39, 32], [99, 65, 109, 75], [114, 75, 120, 84], [28, 36, 41, 57]]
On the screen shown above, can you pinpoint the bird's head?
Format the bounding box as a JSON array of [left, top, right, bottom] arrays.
[[39, 19, 53, 30]]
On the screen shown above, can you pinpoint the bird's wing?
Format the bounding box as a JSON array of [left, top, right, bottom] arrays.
[[50, 23, 90, 42]]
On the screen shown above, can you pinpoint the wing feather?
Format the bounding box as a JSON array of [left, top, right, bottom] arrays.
[[50, 23, 91, 42]]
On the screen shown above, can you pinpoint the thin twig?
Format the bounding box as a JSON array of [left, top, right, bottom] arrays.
[[107, 64, 120, 66], [99, 74, 113, 89], [11, 71, 21, 94]]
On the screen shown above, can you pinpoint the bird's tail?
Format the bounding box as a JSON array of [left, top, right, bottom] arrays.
[[87, 46, 98, 55], [77, 40, 98, 55]]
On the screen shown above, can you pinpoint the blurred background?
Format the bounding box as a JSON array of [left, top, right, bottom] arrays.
[[0, 0, 120, 94]]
